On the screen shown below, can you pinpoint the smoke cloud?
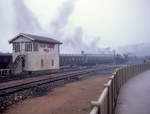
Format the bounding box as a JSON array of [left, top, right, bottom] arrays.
[[0, 0, 45, 52], [13, 0, 46, 35], [49, 0, 109, 54], [62, 27, 103, 54], [118, 43, 150, 57], [0, 0, 112, 54], [50, 0, 75, 37], [0, 0, 49, 52]]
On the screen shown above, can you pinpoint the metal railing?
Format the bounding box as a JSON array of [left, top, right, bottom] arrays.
[[90, 63, 150, 114], [0, 69, 11, 76]]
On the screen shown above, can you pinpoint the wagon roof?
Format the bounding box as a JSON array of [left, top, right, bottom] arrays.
[[9, 33, 62, 44], [0, 53, 12, 56]]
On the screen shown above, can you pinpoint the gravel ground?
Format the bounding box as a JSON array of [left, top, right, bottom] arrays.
[[3, 74, 110, 114]]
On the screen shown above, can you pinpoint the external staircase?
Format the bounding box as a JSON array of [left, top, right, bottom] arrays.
[[9, 55, 25, 74]]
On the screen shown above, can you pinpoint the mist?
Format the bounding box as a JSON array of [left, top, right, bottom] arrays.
[[49, 0, 103, 54], [0, 0, 46, 52], [13, 0, 44, 34], [0, 0, 15, 52], [0, 0, 108, 54], [0, 0, 150, 56]]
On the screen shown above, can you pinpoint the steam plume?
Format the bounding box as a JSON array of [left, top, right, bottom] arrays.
[[13, 0, 45, 34], [49, 0, 76, 38], [49, 0, 106, 54], [0, 0, 112, 54]]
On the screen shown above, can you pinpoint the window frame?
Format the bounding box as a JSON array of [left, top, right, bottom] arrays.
[[51, 59, 54, 66], [25, 42, 32, 52], [33, 42, 39, 52], [41, 59, 44, 68], [13, 42, 20, 52]]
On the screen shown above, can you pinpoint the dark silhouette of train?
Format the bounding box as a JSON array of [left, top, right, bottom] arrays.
[[0, 53, 12, 69], [0, 53, 127, 69]]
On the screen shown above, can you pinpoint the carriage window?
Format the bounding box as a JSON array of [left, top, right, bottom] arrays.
[[13, 42, 20, 52], [33, 43, 39, 51], [25, 42, 32, 52]]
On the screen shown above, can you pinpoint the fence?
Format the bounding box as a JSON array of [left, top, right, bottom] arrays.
[[0, 69, 11, 76], [90, 63, 150, 114]]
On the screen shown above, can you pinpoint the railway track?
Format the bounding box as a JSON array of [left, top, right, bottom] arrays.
[[0, 65, 92, 83], [0, 65, 119, 97]]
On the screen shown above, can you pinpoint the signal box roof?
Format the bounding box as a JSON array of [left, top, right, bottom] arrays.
[[9, 33, 62, 44]]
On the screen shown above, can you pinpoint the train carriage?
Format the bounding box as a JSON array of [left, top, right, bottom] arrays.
[[0, 53, 126, 70], [0, 53, 12, 69], [0, 53, 127, 76]]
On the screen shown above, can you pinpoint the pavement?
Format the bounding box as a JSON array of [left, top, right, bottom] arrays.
[[115, 70, 150, 114]]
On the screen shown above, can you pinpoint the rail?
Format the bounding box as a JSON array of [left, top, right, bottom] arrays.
[[0, 65, 117, 96], [90, 63, 150, 114]]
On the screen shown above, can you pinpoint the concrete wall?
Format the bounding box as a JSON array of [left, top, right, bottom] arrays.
[[12, 36, 60, 72]]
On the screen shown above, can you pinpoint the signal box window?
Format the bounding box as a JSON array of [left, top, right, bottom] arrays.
[[25, 42, 32, 52], [52, 59, 54, 66], [41, 59, 44, 68], [33, 43, 39, 51], [13, 42, 20, 52]]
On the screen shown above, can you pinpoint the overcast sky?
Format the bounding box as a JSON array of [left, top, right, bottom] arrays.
[[0, 0, 150, 54]]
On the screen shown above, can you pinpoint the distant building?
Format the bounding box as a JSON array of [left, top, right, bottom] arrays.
[[9, 33, 62, 74]]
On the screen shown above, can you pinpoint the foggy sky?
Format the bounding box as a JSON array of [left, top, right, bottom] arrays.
[[0, 0, 150, 56]]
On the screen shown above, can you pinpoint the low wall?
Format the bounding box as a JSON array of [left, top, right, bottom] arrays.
[[90, 63, 150, 114]]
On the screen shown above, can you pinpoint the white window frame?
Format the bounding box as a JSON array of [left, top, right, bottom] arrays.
[[25, 42, 32, 52], [33, 42, 39, 52]]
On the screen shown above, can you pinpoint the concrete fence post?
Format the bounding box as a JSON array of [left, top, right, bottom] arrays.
[[104, 80, 113, 114], [113, 72, 117, 102]]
